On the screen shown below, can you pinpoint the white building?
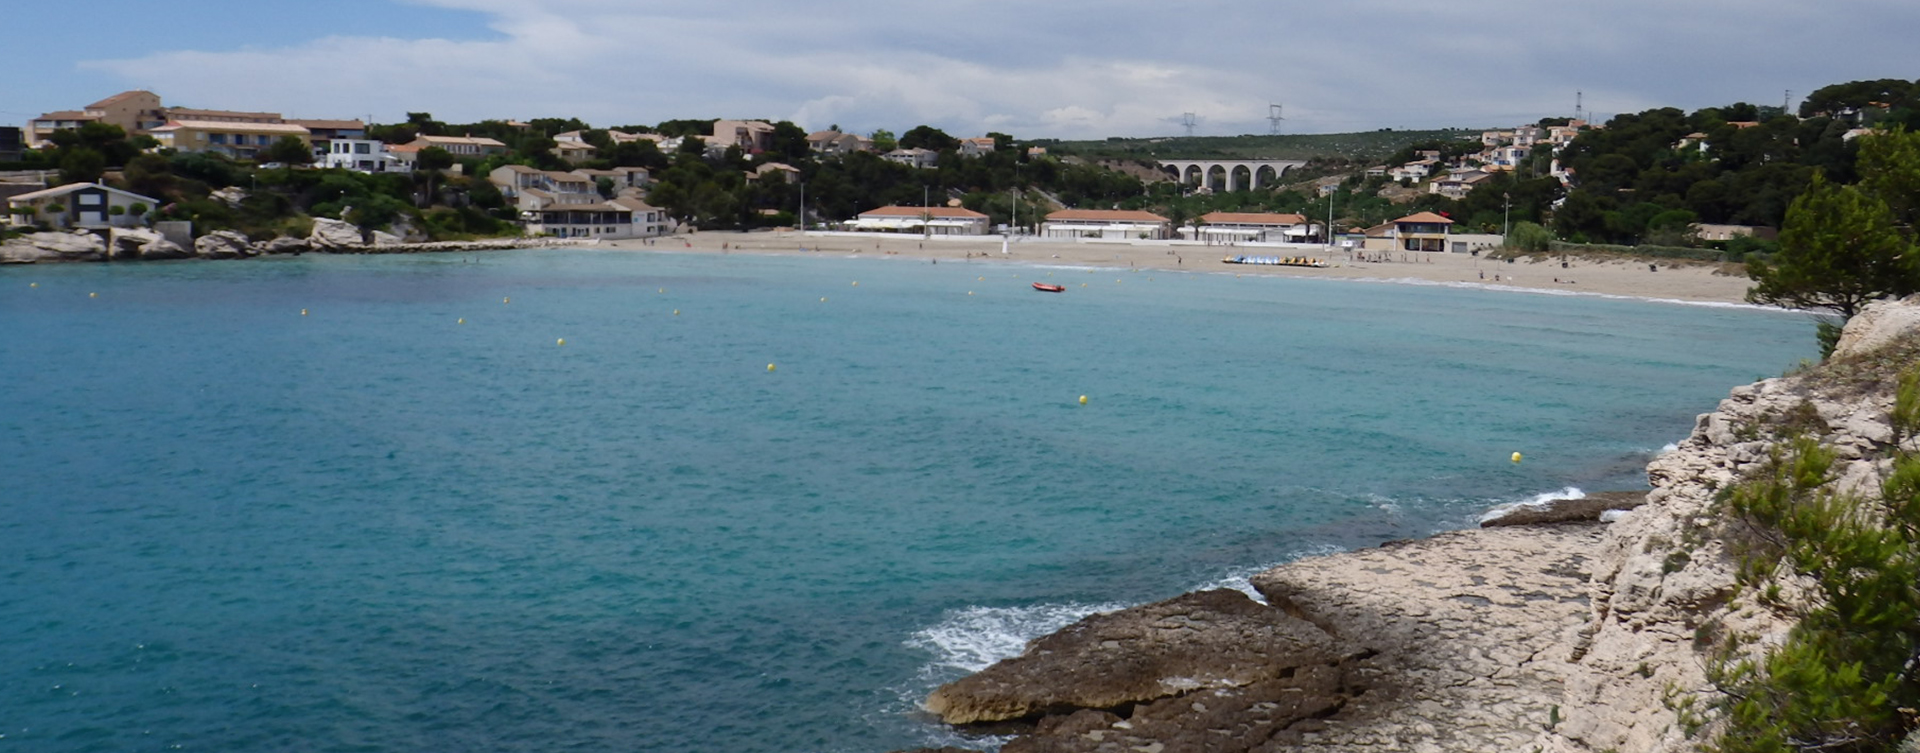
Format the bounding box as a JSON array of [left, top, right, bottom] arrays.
[[1041, 209, 1171, 240], [845, 205, 990, 236], [319, 139, 400, 172], [882, 148, 939, 169], [1185, 212, 1319, 243], [6, 182, 159, 229]]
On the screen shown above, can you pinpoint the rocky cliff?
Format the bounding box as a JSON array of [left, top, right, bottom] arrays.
[[910, 298, 1920, 753]]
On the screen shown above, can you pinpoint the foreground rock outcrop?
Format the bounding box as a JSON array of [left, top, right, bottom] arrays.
[[913, 298, 1920, 753], [926, 589, 1365, 751], [0, 231, 106, 263]]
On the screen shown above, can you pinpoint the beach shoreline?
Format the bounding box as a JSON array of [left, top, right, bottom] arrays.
[[603, 230, 1761, 307]]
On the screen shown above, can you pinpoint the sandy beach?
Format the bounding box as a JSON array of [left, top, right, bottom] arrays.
[[602, 230, 1760, 306]]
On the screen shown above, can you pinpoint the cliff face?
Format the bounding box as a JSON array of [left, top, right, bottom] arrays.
[[1542, 298, 1920, 752], [915, 299, 1920, 753]]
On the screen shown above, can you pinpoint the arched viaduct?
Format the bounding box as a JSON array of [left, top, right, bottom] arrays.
[[1158, 159, 1310, 193]]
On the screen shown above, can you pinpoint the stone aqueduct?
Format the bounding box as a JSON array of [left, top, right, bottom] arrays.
[[1157, 159, 1310, 192]]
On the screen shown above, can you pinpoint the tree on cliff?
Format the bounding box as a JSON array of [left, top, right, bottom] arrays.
[[1746, 173, 1917, 323]]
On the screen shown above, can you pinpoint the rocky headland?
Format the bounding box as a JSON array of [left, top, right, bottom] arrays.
[[0, 217, 596, 264], [907, 299, 1920, 753]]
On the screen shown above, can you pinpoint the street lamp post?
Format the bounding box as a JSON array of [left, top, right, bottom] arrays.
[[1503, 192, 1511, 239]]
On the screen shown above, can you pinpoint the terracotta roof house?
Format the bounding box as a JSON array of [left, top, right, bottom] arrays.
[[1041, 209, 1171, 240], [149, 119, 312, 159], [847, 205, 991, 236]]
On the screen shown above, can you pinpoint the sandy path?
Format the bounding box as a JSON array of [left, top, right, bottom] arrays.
[[602, 230, 1761, 306]]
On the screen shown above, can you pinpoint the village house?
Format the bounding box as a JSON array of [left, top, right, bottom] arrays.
[[570, 167, 652, 194], [488, 165, 598, 212], [711, 120, 776, 153], [148, 119, 312, 160], [319, 139, 400, 173], [28, 90, 167, 144], [958, 137, 997, 157], [1429, 169, 1495, 199], [750, 162, 802, 184], [1041, 209, 1172, 240], [845, 205, 991, 236], [400, 134, 510, 158], [882, 148, 939, 169], [6, 182, 159, 229], [1378, 211, 1454, 252], [806, 130, 872, 155], [1185, 211, 1319, 243], [1482, 144, 1531, 171], [1691, 223, 1778, 242], [1388, 159, 1435, 182]]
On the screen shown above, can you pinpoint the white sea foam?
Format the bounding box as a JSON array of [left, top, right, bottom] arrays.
[[905, 601, 1126, 676], [1477, 486, 1586, 524], [1196, 543, 1346, 603]]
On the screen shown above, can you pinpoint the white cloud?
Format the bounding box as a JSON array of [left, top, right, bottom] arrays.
[[74, 0, 1920, 138]]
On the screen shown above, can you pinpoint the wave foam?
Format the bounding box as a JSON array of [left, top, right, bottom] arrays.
[[905, 602, 1125, 676], [1477, 486, 1586, 524]]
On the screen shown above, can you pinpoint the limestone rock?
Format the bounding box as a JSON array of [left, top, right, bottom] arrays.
[[139, 235, 189, 260], [1481, 491, 1647, 527], [370, 230, 404, 246], [0, 231, 106, 263], [308, 218, 363, 250], [1833, 296, 1920, 358], [194, 230, 253, 259], [261, 236, 309, 255], [924, 589, 1353, 726]]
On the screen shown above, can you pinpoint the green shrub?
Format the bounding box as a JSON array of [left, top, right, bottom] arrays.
[[1709, 367, 1920, 752]]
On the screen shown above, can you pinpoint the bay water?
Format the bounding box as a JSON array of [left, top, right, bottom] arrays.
[[0, 249, 1813, 752]]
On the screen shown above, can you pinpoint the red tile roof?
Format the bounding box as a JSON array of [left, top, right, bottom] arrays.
[[1393, 211, 1454, 224], [1046, 209, 1169, 223], [859, 205, 988, 219], [1200, 212, 1308, 225]]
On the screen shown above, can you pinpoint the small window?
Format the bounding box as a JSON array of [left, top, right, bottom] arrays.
[[355, 143, 371, 154], [78, 193, 104, 206]]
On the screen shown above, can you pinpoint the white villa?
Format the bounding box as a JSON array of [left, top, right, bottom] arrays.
[[319, 139, 400, 172], [6, 183, 159, 229]]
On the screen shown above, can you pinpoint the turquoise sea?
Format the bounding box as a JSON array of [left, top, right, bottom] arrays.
[[1, 249, 1812, 752]]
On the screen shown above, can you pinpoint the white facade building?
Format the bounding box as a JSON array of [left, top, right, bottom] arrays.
[[319, 139, 399, 172]]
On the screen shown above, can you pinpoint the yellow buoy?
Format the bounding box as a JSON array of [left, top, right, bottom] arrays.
[[978, 276, 984, 281], [1079, 395, 1088, 405], [89, 292, 97, 298], [457, 318, 465, 324], [503, 297, 511, 304], [300, 308, 308, 316], [820, 297, 828, 302], [967, 291, 973, 295], [557, 338, 566, 346], [29, 283, 37, 288], [1511, 452, 1523, 464], [767, 363, 776, 372], [673, 309, 680, 316], [658, 288, 665, 294], [851, 281, 858, 286], [1080, 283, 1087, 287]]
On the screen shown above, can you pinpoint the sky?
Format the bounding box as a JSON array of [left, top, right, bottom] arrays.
[[4, 0, 1918, 140]]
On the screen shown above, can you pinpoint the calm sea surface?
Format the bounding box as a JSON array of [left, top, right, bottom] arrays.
[[0, 249, 1813, 752]]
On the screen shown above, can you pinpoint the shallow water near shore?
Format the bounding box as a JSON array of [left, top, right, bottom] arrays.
[[0, 249, 1813, 752]]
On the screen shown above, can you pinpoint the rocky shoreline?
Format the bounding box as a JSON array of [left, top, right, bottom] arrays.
[[905, 299, 1920, 753], [0, 217, 598, 264]]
